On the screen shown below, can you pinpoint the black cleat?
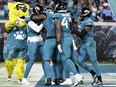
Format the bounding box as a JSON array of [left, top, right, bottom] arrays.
[[92, 74, 97, 85], [92, 80, 103, 86], [73, 80, 83, 87], [59, 78, 65, 83], [54, 79, 60, 85], [45, 78, 51, 86], [95, 80, 103, 85]]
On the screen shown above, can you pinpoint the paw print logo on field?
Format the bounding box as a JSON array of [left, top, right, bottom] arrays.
[[14, 31, 25, 40]]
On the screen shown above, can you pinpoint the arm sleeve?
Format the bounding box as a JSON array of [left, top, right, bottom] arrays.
[[28, 21, 43, 33], [30, 13, 45, 23], [74, 29, 88, 38]]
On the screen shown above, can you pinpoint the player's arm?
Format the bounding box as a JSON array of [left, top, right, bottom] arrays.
[[74, 25, 92, 38], [56, 22, 61, 44], [56, 22, 63, 53], [30, 13, 46, 22], [53, 15, 63, 53]]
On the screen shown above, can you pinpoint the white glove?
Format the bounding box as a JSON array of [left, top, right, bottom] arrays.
[[72, 40, 77, 50], [57, 44, 63, 53], [28, 21, 43, 33]]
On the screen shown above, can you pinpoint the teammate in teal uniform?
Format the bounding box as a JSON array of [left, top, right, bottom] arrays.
[[31, 4, 59, 85], [53, 3, 83, 86], [22, 5, 44, 85], [73, 7, 103, 85]]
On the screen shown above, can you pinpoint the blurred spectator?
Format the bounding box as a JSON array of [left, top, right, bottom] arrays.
[[28, 3, 35, 15], [91, 2, 97, 13], [94, 0, 100, 8], [67, 0, 74, 11], [0, 24, 7, 62], [96, 6, 104, 21], [0, 2, 8, 19], [99, 1, 104, 8], [103, 0, 109, 7], [112, 15, 116, 21], [70, 1, 79, 18], [47, 0, 54, 8], [38, 0, 46, 6], [103, 6, 113, 22], [90, 10, 97, 21], [53, 0, 61, 5], [30, 0, 36, 3], [25, 0, 31, 4], [0, 0, 3, 3], [84, 0, 90, 7]]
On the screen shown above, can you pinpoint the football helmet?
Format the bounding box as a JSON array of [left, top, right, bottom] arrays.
[[79, 7, 92, 21], [32, 4, 44, 15], [54, 3, 67, 13]]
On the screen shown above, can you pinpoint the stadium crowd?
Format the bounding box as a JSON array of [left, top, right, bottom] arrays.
[[0, 0, 116, 62], [0, 0, 116, 21]]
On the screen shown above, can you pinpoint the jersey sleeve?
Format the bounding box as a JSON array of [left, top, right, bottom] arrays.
[[84, 19, 94, 26]]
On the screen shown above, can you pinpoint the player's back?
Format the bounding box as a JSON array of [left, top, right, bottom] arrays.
[[43, 11, 56, 37], [54, 12, 72, 37]]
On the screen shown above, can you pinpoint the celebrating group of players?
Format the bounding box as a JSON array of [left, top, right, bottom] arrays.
[[3, 0, 103, 86]]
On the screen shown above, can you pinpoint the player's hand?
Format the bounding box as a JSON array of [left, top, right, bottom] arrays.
[[57, 44, 63, 53]]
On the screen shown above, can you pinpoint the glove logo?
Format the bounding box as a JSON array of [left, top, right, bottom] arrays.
[[14, 31, 25, 40]]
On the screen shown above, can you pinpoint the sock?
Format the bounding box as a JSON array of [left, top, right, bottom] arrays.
[[90, 70, 96, 76]]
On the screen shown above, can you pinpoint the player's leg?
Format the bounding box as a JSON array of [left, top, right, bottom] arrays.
[[22, 42, 39, 85], [52, 48, 60, 85], [42, 39, 54, 85], [57, 59, 65, 83], [60, 37, 83, 86], [88, 41, 103, 85], [77, 44, 96, 83], [72, 50, 80, 73]]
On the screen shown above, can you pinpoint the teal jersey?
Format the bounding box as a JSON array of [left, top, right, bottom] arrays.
[[27, 24, 41, 37], [53, 12, 72, 37], [24, 16, 41, 37], [0, 8, 7, 19], [79, 18, 94, 42], [43, 12, 56, 37]]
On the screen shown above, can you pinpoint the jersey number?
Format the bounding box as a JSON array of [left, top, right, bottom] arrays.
[[61, 17, 69, 28]]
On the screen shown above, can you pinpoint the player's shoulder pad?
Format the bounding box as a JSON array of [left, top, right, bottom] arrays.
[[84, 18, 93, 26], [53, 13, 62, 20]]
